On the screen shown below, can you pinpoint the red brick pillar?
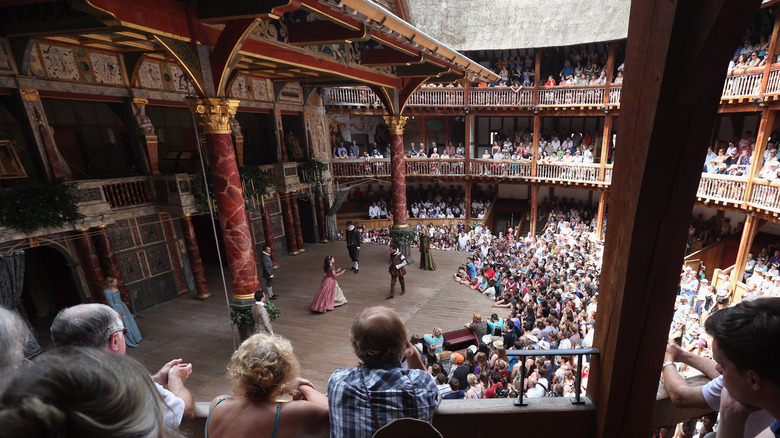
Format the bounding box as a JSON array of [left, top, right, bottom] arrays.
[[73, 229, 106, 303], [189, 98, 260, 301], [384, 116, 409, 228], [180, 215, 210, 299]]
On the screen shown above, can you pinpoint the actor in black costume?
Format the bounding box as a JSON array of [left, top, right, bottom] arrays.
[[345, 221, 360, 274]]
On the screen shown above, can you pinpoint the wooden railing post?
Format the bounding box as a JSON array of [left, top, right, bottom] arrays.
[[743, 109, 776, 205]]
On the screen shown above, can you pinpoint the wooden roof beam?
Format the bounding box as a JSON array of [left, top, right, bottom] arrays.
[[287, 21, 369, 45], [196, 0, 301, 23], [360, 48, 424, 66]]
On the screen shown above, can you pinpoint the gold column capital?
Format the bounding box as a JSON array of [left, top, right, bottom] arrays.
[[383, 115, 408, 135], [132, 97, 149, 107], [188, 98, 240, 134], [20, 89, 40, 102]]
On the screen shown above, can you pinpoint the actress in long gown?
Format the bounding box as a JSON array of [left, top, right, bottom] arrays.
[[102, 276, 142, 347], [311, 256, 348, 313], [419, 228, 437, 271]]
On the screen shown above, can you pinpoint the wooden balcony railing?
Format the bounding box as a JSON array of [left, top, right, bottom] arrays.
[[536, 162, 602, 183], [766, 67, 780, 95], [608, 86, 622, 105], [406, 158, 465, 175], [538, 86, 606, 107], [696, 174, 747, 204], [468, 88, 533, 106], [330, 159, 390, 177], [469, 159, 532, 178], [101, 177, 154, 208], [325, 87, 382, 107], [750, 179, 780, 213], [721, 71, 763, 98], [407, 88, 465, 107]]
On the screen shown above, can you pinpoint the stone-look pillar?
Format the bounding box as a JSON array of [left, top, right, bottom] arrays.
[[260, 200, 278, 266], [93, 226, 132, 311], [384, 115, 409, 228], [530, 184, 539, 236], [73, 229, 106, 303], [160, 212, 188, 294], [281, 195, 298, 254], [180, 215, 211, 300], [133, 98, 160, 175], [596, 190, 609, 240], [189, 98, 260, 301], [290, 195, 305, 253], [316, 195, 328, 242]]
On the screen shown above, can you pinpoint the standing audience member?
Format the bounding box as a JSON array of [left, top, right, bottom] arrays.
[[205, 334, 329, 438], [328, 306, 439, 438]]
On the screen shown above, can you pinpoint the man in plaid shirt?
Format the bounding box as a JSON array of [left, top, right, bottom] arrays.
[[327, 306, 439, 438]]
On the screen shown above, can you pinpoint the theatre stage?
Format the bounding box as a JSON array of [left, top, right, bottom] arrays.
[[127, 241, 498, 403]]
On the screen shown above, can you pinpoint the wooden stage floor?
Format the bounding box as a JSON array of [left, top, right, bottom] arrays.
[[126, 242, 499, 403]]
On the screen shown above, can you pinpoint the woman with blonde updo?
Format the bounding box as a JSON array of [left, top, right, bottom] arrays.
[[0, 347, 169, 438], [205, 334, 329, 438]]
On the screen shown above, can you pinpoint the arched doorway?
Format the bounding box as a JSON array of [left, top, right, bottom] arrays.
[[19, 245, 83, 348]]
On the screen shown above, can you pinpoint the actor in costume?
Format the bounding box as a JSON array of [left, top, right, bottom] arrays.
[[311, 256, 348, 313], [387, 244, 408, 299], [260, 245, 277, 300], [103, 277, 142, 347], [252, 291, 273, 336], [327, 306, 439, 438], [346, 221, 360, 273], [419, 226, 436, 271]]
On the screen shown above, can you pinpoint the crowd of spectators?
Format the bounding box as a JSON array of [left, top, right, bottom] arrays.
[[354, 184, 495, 221], [727, 32, 773, 76], [702, 130, 780, 180], [476, 128, 605, 165]]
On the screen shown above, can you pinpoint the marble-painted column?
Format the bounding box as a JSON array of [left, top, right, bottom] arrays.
[[180, 215, 210, 299], [93, 226, 132, 310], [73, 229, 106, 302], [260, 200, 278, 265], [290, 195, 305, 253], [316, 195, 328, 241], [384, 116, 409, 229], [189, 98, 260, 300], [280, 195, 298, 253]]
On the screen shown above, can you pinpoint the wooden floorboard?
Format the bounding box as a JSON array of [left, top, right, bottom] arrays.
[[121, 242, 498, 403]]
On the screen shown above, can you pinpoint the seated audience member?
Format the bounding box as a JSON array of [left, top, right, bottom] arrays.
[[705, 298, 780, 438], [50, 304, 194, 429], [205, 334, 329, 438], [0, 347, 169, 438], [0, 307, 31, 391], [328, 306, 439, 437], [442, 379, 465, 399]]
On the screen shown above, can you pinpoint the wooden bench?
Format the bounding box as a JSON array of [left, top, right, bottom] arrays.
[[442, 327, 479, 351]]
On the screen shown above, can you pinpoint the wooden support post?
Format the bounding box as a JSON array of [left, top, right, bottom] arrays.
[[730, 214, 764, 296], [590, 1, 761, 437], [759, 11, 780, 95], [465, 183, 472, 221], [533, 50, 542, 105], [596, 190, 608, 240], [743, 109, 776, 203], [531, 115, 540, 178], [599, 115, 613, 181]]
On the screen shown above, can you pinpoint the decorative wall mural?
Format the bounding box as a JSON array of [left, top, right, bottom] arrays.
[[146, 245, 172, 276], [138, 215, 164, 244], [169, 64, 196, 93], [108, 220, 135, 251], [0, 38, 14, 74], [38, 43, 80, 81], [138, 60, 165, 89], [89, 52, 123, 85], [253, 77, 270, 101], [251, 19, 288, 43], [117, 252, 144, 283], [230, 75, 248, 99], [277, 82, 303, 104]]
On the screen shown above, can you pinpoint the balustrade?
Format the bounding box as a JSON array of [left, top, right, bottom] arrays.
[[538, 86, 605, 106], [536, 163, 601, 183], [721, 71, 763, 98], [608, 86, 622, 105], [326, 87, 382, 107], [750, 180, 780, 213], [101, 177, 153, 208], [407, 88, 465, 107], [468, 88, 533, 106], [330, 159, 390, 177], [766, 67, 780, 95], [469, 159, 532, 178], [406, 158, 464, 176], [697, 174, 747, 204]]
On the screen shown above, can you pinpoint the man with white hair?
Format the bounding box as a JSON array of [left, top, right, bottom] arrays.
[[50, 303, 194, 429]]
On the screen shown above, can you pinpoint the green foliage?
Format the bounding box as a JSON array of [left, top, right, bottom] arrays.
[[390, 228, 416, 246], [193, 167, 276, 215], [0, 180, 84, 234], [297, 159, 329, 198], [265, 301, 280, 321], [229, 308, 254, 326]]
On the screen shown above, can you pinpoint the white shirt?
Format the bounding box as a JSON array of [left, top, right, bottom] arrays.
[[154, 381, 185, 431]]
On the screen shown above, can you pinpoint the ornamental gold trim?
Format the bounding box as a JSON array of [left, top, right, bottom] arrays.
[[383, 115, 408, 135], [188, 98, 240, 134]]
